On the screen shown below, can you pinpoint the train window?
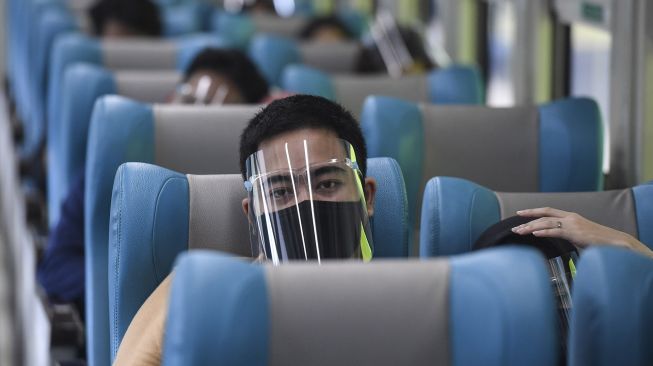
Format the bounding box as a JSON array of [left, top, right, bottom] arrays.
[[570, 23, 611, 173], [487, 1, 516, 106]]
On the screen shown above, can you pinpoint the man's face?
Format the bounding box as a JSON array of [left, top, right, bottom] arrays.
[[243, 127, 376, 262], [243, 128, 376, 218], [183, 70, 246, 105], [101, 19, 144, 38]]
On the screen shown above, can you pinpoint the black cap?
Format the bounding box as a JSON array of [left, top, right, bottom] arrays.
[[473, 216, 578, 259]]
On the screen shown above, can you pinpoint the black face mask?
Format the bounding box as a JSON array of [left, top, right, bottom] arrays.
[[256, 200, 365, 261]]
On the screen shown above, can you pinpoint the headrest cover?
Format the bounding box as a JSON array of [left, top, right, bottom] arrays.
[[474, 216, 577, 259]]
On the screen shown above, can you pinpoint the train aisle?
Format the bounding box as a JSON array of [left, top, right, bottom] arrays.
[[0, 88, 50, 366]]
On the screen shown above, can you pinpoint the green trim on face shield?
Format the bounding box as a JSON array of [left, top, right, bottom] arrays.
[[569, 258, 577, 279], [349, 144, 373, 261]]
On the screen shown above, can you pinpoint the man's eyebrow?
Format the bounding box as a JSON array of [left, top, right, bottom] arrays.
[[312, 165, 348, 178], [266, 173, 293, 185]]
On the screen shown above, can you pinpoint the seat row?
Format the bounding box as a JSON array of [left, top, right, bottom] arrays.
[[103, 159, 653, 365], [47, 62, 482, 227], [162, 245, 653, 366]]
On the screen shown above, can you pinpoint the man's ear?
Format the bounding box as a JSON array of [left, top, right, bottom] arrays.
[[242, 198, 250, 219], [363, 177, 376, 217]]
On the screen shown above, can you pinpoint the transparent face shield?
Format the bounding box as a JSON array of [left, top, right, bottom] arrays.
[[172, 75, 229, 105], [547, 251, 578, 355], [245, 138, 373, 265], [369, 10, 416, 77]]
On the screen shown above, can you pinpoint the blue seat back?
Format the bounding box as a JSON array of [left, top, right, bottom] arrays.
[[362, 96, 603, 229], [162, 247, 558, 366], [248, 35, 362, 86], [419, 177, 653, 256], [21, 1, 76, 159], [248, 34, 301, 87], [85, 96, 260, 366], [282, 64, 484, 116], [107, 157, 407, 360], [569, 247, 653, 366], [47, 64, 181, 227]]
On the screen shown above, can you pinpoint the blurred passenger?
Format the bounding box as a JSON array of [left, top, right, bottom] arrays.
[[114, 95, 376, 365], [37, 48, 269, 316], [299, 16, 354, 43], [38, 171, 85, 314], [357, 24, 436, 75], [89, 0, 162, 38], [173, 48, 269, 105]]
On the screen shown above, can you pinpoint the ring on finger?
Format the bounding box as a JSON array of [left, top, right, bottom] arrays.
[[555, 221, 563, 229]]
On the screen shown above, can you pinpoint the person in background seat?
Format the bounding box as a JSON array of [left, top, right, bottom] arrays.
[[172, 48, 269, 105], [89, 0, 162, 38]]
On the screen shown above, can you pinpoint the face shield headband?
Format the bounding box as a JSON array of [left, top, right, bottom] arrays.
[[244, 138, 373, 265]]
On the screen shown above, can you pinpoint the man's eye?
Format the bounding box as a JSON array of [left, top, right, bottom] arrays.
[[316, 180, 342, 191], [271, 187, 292, 199]]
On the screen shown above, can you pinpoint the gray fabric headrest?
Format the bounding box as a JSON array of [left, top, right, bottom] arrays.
[[421, 105, 540, 195], [187, 174, 251, 256], [115, 71, 181, 102], [265, 260, 450, 366], [153, 104, 262, 174], [252, 14, 306, 36], [496, 189, 639, 238], [333, 75, 429, 117], [299, 41, 360, 73], [102, 39, 177, 70]]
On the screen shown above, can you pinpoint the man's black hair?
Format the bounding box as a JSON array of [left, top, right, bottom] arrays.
[[90, 0, 162, 37], [299, 16, 353, 40], [239, 95, 367, 179], [184, 48, 269, 104]]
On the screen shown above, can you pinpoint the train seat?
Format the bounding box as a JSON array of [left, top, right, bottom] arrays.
[[84, 95, 260, 366], [48, 65, 181, 227], [162, 247, 559, 366], [248, 34, 362, 86], [107, 157, 408, 361], [282, 64, 484, 117], [362, 96, 604, 229], [46, 33, 226, 156], [568, 246, 653, 366], [419, 177, 653, 257]]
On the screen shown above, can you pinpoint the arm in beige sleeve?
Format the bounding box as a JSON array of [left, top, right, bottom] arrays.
[[113, 274, 173, 366]]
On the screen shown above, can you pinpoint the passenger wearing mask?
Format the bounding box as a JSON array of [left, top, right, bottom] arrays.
[[38, 48, 269, 317], [114, 95, 376, 365], [172, 48, 269, 105], [357, 16, 436, 75], [89, 0, 162, 38]]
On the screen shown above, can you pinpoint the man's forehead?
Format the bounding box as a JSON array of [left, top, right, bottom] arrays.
[[257, 128, 347, 169]]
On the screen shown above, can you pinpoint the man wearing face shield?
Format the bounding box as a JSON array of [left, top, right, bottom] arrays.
[[240, 97, 376, 264], [114, 95, 376, 364]]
